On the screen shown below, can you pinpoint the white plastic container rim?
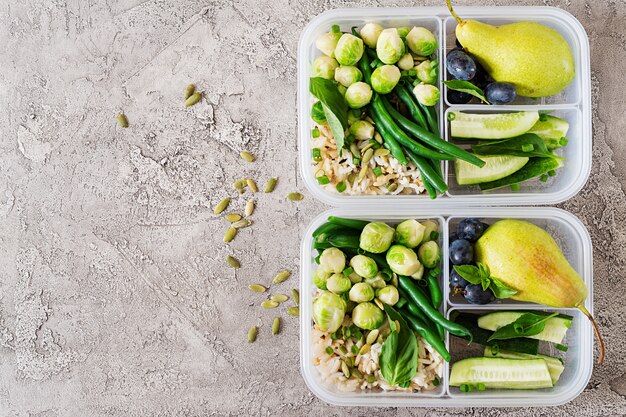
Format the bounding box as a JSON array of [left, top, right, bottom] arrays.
[[298, 6, 591, 207], [299, 207, 594, 407]]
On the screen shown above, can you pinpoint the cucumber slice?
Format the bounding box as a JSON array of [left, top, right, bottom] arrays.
[[528, 116, 570, 140], [484, 347, 565, 385], [450, 111, 540, 139], [478, 311, 572, 344], [449, 357, 553, 389], [478, 156, 564, 191], [456, 155, 529, 185]]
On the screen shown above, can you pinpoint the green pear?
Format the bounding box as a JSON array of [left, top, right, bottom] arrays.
[[446, 1, 575, 97], [475, 219, 604, 364]]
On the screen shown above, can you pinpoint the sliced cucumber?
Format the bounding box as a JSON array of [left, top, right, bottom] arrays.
[[450, 111, 540, 139], [483, 347, 565, 385], [449, 357, 553, 389], [456, 155, 529, 185], [478, 311, 572, 344], [528, 115, 570, 141]]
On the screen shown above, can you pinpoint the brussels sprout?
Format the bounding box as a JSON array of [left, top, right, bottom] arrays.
[[365, 273, 387, 289], [348, 271, 363, 284], [406, 27, 437, 56], [327, 273, 352, 294], [311, 101, 327, 124], [396, 26, 411, 38], [334, 34, 364, 66], [349, 255, 379, 279], [417, 240, 441, 268], [319, 247, 346, 273], [345, 82, 373, 109], [376, 28, 405, 65], [312, 291, 347, 333], [394, 219, 426, 248], [386, 244, 421, 276], [410, 262, 424, 280], [397, 53, 414, 71], [421, 220, 439, 242], [334, 65, 363, 87], [359, 222, 395, 253], [351, 302, 384, 330], [416, 60, 438, 85], [371, 65, 401, 94], [349, 282, 375, 303], [360, 22, 384, 48], [312, 55, 339, 79], [316, 31, 342, 57], [376, 285, 399, 306], [313, 268, 332, 290], [349, 120, 375, 140], [413, 83, 440, 106]]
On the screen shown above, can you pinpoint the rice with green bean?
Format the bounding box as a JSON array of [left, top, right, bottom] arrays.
[[312, 124, 427, 195]]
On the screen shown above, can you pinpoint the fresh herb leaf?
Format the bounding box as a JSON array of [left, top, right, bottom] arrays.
[[322, 102, 346, 152], [489, 277, 519, 299], [310, 77, 348, 149], [471, 133, 563, 160], [379, 305, 418, 387], [453, 263, 518, 299], [452, 265, 482, 285], [443, 80, 489, 104], [488, 312, 559, 342], [481, 276, 491, 291]]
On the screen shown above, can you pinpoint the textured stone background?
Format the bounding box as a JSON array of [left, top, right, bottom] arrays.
[[0, 0, 625, 415]]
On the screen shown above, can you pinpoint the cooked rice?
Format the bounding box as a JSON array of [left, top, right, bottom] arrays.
[[312, 123, 427, 195]]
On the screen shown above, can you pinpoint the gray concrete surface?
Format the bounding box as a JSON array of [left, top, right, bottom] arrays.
[[0, 0, 625, 415]]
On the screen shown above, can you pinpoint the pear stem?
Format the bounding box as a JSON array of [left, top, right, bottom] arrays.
[[577, 304, 605, 365], [446, 0, 463, 24]]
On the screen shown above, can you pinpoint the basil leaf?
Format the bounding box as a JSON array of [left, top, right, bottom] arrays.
[[489, 277, 518, 299], [443, 80, 489, 104], [471, 133, 564, 160], [310, 77, 348, 150], [477, 262, 490, 279], [481, 276, 491, 291], [379, 305, 418, 386], [488, 312, 559, 341], [322, 102, 346, 152], [453, 265, 482, 285]]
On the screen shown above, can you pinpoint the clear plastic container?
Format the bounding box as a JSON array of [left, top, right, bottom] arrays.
[[297, 7, 591, 206], [299, 207, 594, 407]]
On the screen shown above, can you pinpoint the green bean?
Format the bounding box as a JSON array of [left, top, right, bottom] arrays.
[[421, 102, 440, 136], [426, 275, 443, 309], [396, 297, 408, 309], [313, 241, 333, 250], [327, 234, 360, 249], [327, 216, 369, 230], [399, 276, 472, 339], [312, 222, 343, 239], [400, 307, 451, 362], [395, 84, 428, 130], [370, 107, 409, 165], [359, 45, 373, 84], [405, 148, 448, 194], [399, 287, 432, 327]]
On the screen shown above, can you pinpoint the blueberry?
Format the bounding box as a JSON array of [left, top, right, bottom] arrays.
[[485, 82, 517, 105], [450, 268, 469, 289], [449, 239, 474, 265], [447, 88, 472, 104], [446, 49, 476, 81], [464, 284, 495, 304], [482, 222, 490, 231], [457, 218, 485, 242], [472, 61, 492, 89]]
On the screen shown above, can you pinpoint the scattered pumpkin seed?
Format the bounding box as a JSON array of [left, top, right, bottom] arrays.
[[232, 219, 252, 229], [339, 345, 348, 355], [291, 289, 300, 306], [226, 255, 240, 268], [366, 329, 379, 345], [391, 274, 399, 288], [116, 113, 129, 128], [246, 178, 258, 192], [394, 320, 401, 333], [185, 92, 202, 107], [374, 298, 384, 310], [374, 148, 390, 157], [286, 307, 299, 316], [271, 294, 289, 303], [362, 148, 374, 164], [349, 142, 360, 158], [248, 284, 267, 293], [213, 197, 230, 214], [245, 199, 255, 216], [341, 360, 351, 378], [367, 375, 377, 384], [347, 172, 356, 184], [261, 300, 279, 309], [184, 83, 196, 99], [233, 179, 247, 192], [225, 213, 242, 222], [286, 192, 304, 201], [247, 325, 257, 343], [357, 166, 369, 182], [364, 116, 375, 124], [359, 344, 371, 355], [352, 368, 364, 379], [240, 151, 255, 163], [387, 183, 398, 193], [264, 177, 278, 193], [374, 132, 383, 144], [273, 270, 291, 284], [361, 142, 374, 154], [272, 317, 281, 335], [223, 227, 237, 243]]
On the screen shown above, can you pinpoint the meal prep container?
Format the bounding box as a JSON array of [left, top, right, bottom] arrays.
[[298, 7, 591, 206], [300, 207, 594, 407]]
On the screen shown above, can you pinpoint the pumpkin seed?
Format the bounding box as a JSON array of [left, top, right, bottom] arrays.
[[349, 142, 360, 157], [225, 213, 242, 222], [364, 116, 374, 124], [240, 151, 255, 163], [286, 307, 299, 317], [366, 329, 379, 346], [184, 83, 196, 99], [271, 294, 289, 303], [264, 177, 278, 193], [116, 113, 129, 128], [339, 345, 348, 355], [357, 166, 369, 183], [245, 199, 255, 216], [247, 325, 257, 343], [374, 148, 390, 157], [185, 92, 202, 107], [213, 197, 230, 214], [367, 375, 377, 384], [394, 320, 401, 333], [272, 270, 291, 284], [351, 368, 364, 379], [341, 360, 350, 378], [387, 183, 398, 193], [362, 148, 374, 164], [291, 289, 300, 306], [248, 284, 267, 293], [233, 179, 247, 192], [261, 300, 279, 309], [374, 298, 384, 310], [287, 192, 303, 201], [226, 255, 240, 268], [391, 274, 399, 288], [232, 219, 251, 229], [359, 344, 371, 355], [246, 178, 258, 192], [272, 317, 281, 335], [361, 142, 374, 153], [223, 227, 237, 243], [374, 132, 383, 144]]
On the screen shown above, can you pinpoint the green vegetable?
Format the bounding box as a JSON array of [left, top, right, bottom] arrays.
[[371, 65, 401, 94], [379, 305, 418, 385], [404, 149, 448, 195], [336, 181, 347, 193], [485, 312, 562, 342], [369, 110, 409, 166], [313, 268, 331, 290], [315, 31, 342, 57], [310, 101, 327, 124], [400, 307, 450, 361], [416, 60, 438, 85], [455, 155, 529, 185], [453, 263, 517, 299], [394, 219, 426, 249], [422, 104, 441, 136], [406, 27, 437, 56], [327, 234, 360, 249], [417, 241, 440, 268], [327, 273, 352, 294], [327, 216, 369, 230], [312, 291, 346, 333], [413, 83, 440, 107], [359, 222, 395, 253], [352, 302, 384, 330], [349, 120, 374, 140], [470, 133, 563, 160], [395, 83, 428, 129], [345, 82, 373, 109], [349, 282, 375, 303], [376, 28, 405, 65], [350, 254, 379, 279], [426, 275, 442, 309], [443, 80, 489, 103], [360, 22, 384, 48], [386, 245, 421, 276], [397, 53, 415, 71], [310, 77, 349, 151], [335, 66, 363, 87], [364, 273, 386, 289], [478, 157, 563, 191], [319, 247, 346, 273], [376, 285, 399, 306], [483, 347, 565, 385], [334, 34, 364, 66], [450, 358, 553, 389], [312, 56, 339, 80]]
